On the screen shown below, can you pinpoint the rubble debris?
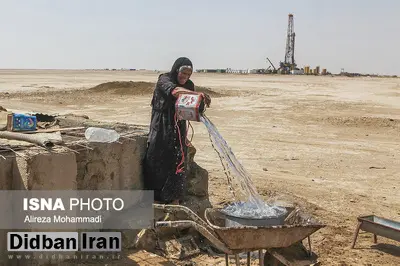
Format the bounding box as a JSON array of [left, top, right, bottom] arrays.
[[163, 236, 200, 260], [369, 166, 386, 169]]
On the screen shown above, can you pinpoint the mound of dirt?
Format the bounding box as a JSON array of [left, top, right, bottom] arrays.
[[322, 116, 400, 129], [88, 81, 224, 97], [89, 81, 155, 95], [195, 86, 223, 97]]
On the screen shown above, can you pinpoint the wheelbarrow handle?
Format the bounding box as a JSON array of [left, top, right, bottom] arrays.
[[155, 220, 232, 254], [153, 203, 210, 229]]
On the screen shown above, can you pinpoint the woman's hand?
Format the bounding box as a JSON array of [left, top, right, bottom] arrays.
[[200, 92, 211, 107]]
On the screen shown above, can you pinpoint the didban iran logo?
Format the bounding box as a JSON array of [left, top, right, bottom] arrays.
[[7, 232, 121, 252]]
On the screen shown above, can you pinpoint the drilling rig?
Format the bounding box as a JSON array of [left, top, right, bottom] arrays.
[[279, 14, 297, 74]]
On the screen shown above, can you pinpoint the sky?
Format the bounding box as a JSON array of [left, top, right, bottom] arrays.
[[0, 0, 399, 75]]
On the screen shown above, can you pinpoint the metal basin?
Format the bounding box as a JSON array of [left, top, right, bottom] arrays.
[[222, 207, 294, 227]]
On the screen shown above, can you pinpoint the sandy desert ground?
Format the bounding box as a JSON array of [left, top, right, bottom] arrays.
[[0, 69, 399, 265]]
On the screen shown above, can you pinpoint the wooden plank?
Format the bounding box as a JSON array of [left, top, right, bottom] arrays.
[[21, 127, 85, 134]]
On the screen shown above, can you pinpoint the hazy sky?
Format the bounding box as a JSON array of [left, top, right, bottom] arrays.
[[1, 0, 399, 74]]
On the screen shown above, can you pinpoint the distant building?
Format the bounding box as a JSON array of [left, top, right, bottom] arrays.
[[291, 69, 304, 75], [196, 69, 227, 73]]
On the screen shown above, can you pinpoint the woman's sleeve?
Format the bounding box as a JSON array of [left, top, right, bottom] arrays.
[[156, 74, 177, 97]]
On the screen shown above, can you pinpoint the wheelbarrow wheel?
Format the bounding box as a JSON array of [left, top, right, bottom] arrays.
[[264, 252, 284, 266]]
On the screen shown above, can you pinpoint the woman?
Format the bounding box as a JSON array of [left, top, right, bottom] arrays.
[[143, 57, 211, 204]]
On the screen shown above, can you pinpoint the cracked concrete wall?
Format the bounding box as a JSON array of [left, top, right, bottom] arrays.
[[12, 149, 78, 190], [69, 135, 147, 190], [0, 133, 148, 265]]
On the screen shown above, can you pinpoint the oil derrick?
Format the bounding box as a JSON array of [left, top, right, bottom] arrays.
[[280, 14, 296, 74]]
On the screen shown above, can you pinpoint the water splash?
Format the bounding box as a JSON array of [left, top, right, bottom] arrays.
[[222, 201, 287, 219], [200, 115, 287, 219]]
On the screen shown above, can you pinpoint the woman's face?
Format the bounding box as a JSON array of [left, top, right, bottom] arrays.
[[177, 67, 192, 85]]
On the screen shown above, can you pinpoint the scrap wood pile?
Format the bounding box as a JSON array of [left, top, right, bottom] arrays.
[[0, 106, 84, 152]]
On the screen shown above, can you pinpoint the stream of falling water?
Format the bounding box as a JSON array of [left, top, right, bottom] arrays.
[[200, 115, 287, 219]]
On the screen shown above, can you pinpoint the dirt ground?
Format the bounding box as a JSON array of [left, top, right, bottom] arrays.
[[1, 70, 400, 265]]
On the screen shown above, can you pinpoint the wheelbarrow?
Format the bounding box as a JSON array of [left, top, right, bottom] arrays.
[[153, 204, 326, 266]]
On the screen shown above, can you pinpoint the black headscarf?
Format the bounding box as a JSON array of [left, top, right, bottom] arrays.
[[168, 57, 193, 83]]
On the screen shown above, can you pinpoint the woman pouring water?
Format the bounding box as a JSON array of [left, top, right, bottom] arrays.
[[143, 57, 211, 204]]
